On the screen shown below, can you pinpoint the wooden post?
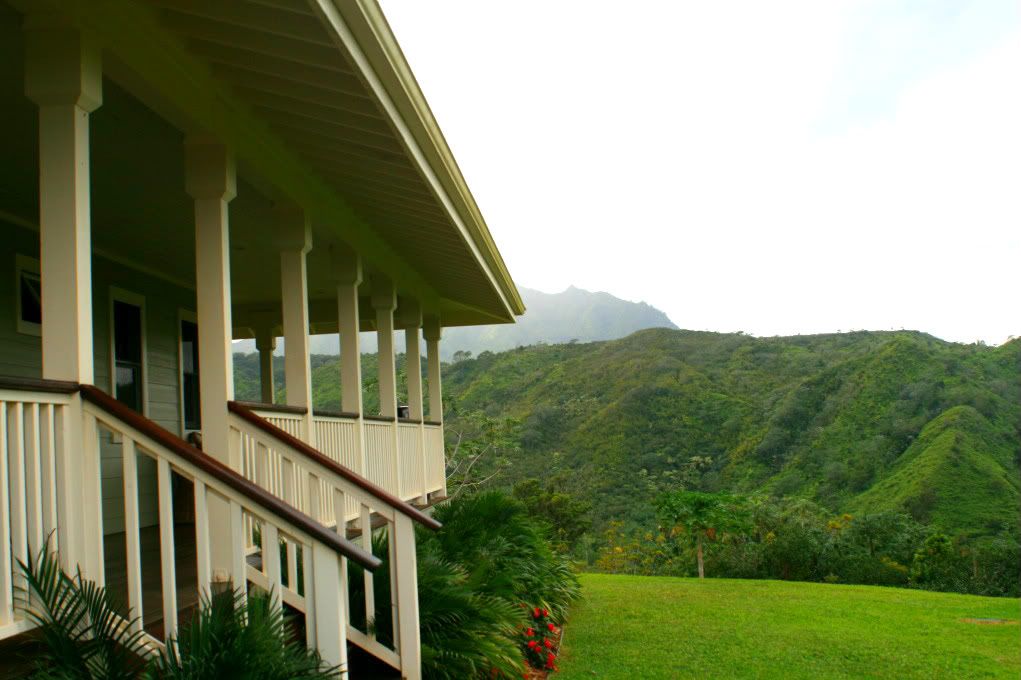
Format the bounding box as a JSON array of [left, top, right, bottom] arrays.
[[424, 316, 444, 497], [392, 514, 422, 680], [400, 301, 427, 502], [24, 17, 101, 385], [277, 204, 315, 445], [424, 317, 443, 422], [24, 17, 101, 575], [371, 277, 398, 419], [331, 245, 366, 477], [185, 139, 236, 463], [255, 328, 276, 405], [185, 138, 237, 587]]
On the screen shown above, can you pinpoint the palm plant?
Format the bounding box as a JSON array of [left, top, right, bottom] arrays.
[[16, 547, 339, 680], [156, 588, 339, 679], [16, 547, 151, 679]]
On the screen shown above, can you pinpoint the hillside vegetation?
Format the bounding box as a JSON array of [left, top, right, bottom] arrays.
[[558, 574, 1020, 679], [439, 330, 1019, 540]]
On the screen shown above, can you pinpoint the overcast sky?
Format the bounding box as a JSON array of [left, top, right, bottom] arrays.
[[380, 1, 1019, 346]]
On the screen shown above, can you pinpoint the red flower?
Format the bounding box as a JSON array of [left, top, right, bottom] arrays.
[[527, 640, 540, 650], [533, 607, 541, 619], [525, 627, 535, 637], [544, 638, 554, 649], [542, 608, 549, 617], [546, 652, 556, 668], [547, 622, 556, 632]]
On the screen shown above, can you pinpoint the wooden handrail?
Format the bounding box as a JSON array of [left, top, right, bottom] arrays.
[[0, 375, 80, 394], [79, 385, 381, 571], [228, 401, 442, 531], [363, 414, 396, 423], [313, 408, 360, 421], [235, 400, 308, 415], [423, 420, 443, 427], [398, 418, 422, 425]]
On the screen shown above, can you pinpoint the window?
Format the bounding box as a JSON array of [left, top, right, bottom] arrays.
[[15, 255, 41, 336], [180, 318, 200, 430], [111, 294, 144, 412]]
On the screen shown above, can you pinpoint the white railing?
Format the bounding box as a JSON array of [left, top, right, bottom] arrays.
[[424, 423, 446, 496], [229, 404, 430, 678], [74, 387, 382, 673], [259, 412, 305, 440], [0, 385, 74, 638], [363, 419, 399, 497], [313, 414, 362, 474], [397, 423, 424, 501]]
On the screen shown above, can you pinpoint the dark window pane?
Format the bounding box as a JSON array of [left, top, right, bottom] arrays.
[[113, 300, 143, 412], [114, 301, 142, 364], [181, 320, 201, 429], [20, 272, 41, 325], [116, 365, 141, 412]]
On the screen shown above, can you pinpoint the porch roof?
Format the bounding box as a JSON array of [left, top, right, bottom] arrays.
[[41, 0, 523, 327]]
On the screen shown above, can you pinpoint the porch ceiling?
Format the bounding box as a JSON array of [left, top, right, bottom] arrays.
[[138, 0, 522, 325]]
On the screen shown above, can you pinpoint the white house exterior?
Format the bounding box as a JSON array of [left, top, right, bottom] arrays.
[[0, 1, 524, 677]]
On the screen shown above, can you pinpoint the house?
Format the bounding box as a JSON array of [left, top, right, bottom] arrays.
[[0, 1, 523, 677]]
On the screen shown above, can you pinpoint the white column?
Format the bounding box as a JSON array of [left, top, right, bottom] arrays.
[[24, 19, 101, 384], [400, 302, 427, 503], [185, 139, 236, 465], [24, 20, 101, 574], [255, 328, 276, 404], [400, 302, 424, 422], [371, 277, 398, 419], [424, 316, 443, 422], [392, 514, 422, 680], [276, 204, 315, 445], [185, 139, 237, 591], [331, 246, 363, 415]]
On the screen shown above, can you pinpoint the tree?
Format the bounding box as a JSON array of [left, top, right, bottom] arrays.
[[443, 402, 520, 499], [657, 491, 749, 579], [513, 474, 592, 553]]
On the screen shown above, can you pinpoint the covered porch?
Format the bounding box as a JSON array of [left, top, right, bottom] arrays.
[[0, 0, 523, 676]]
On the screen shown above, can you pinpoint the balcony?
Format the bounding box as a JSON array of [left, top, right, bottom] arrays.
[[241, 404, 446, 509]]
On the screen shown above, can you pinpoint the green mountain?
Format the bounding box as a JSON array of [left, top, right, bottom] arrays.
[[235, 328, 1019, 540], [438, 329, 1019, 538], [436, 286, 677, 359], [233, 286, 678, 359]]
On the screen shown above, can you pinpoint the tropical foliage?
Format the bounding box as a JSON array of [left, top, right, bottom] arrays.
[[349, 491, 580, 678], [15, 548, 338, 679]]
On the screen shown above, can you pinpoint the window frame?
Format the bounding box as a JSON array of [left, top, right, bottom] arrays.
[[178, 309, 200, 435], [108, 287, 148, 416], [15, 254, 41, 337]]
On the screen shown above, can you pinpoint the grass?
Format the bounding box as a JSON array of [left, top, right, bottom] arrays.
[[557, 574, 1020, 679]]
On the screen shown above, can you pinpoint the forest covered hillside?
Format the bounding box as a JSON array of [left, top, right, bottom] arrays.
[[235, 329, 1019, 541]]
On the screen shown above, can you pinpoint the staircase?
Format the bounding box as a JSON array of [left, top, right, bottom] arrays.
[[0, 379, 435, 679]]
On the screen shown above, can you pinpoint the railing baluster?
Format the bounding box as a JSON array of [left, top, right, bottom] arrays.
[[388, 520, 400, 650], [8, 403, 27, 580], [25, 403, 42, 555], [40, 404, 58, 550], [193, 478, 211, 598], [262, 522, 281, 613], [302, 542, 316, 648], [157, 457, 178, 641], [229, 500, 247, 611], [360, 503, 375, 639], [0, 401, 11, 626], [122, 439, 144, 633], [81, 411, 104, 586]]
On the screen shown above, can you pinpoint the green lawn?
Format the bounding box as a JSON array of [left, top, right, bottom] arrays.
[[557, 574, 1020, 679]]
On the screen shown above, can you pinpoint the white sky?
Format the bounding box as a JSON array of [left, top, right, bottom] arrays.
[[380, 1, 1020, 345]]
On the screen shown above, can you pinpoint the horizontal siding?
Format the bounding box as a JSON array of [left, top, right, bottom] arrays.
[[0, 218, 197, 534]]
